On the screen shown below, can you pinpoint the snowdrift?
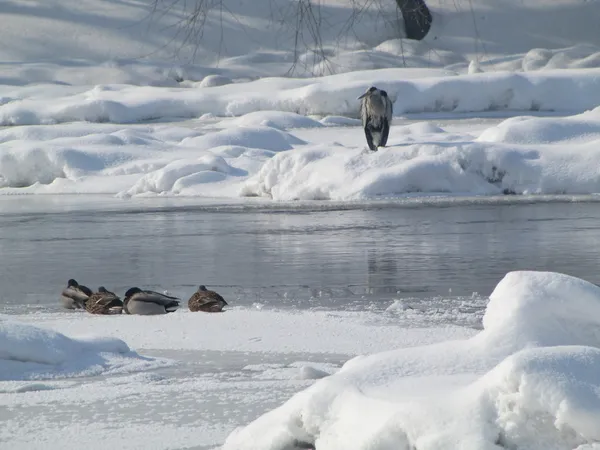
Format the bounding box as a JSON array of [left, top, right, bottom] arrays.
[[223, 271, 600, 449], [2, 69, 600, 126], [0, 318, 168, 381], [9, 307, 475, 356], [3, 0, 600, 86], [3, 105, 600, 199], [243, 108, 600, 200]]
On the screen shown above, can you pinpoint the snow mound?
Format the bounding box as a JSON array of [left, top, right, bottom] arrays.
[[482, 346, 600, 449], [374, 39, 463, 68], [3, 107, 600, 198], [521, 44, 600, 72], [0, 144, 118, 188], [226, 111, 323, 130], [242, 362, 336, 381], [297, 365, 331, 380], [242, 108, 600, 200], [478, 106, 600, 144], [180, 126, 305, 152], [0, 319, 167, 381], [393, 70, 600, 115], [240, 142, 600, 200], [2, 0, 600, 88], [199, 74, 233, 88], [319, 116, 362, 127], [481, 270, 600, 351], [0, 124, 302, 194], [123, 154, 241, 196], [223, 271, 600, 449], [2, 69, 600, 127], [397, 121, 446, 136]]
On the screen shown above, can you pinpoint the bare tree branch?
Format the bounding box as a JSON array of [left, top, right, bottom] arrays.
[[149, 0, 433, 75]]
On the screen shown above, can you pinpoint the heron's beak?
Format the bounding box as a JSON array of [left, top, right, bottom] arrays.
[[357, 93, 367, 100]]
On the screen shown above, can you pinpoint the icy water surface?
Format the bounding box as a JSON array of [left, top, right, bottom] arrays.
[[3, 195, 600, 449], [1, 195, 600, 313]]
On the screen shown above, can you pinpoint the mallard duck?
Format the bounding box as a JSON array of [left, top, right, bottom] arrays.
[[123, 287, 180, 315], [188, 285, 228, 312], [85, 287, 124, 315], [61, 278, 93, 310]]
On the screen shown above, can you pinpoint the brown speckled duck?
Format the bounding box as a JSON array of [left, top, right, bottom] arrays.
[[61, 279, 93, 310], [188, 285, 228, 312], [85, 287, 124, 315]]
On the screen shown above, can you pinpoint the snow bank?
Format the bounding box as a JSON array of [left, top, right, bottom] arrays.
[[4, 106, 600, 199], [243, 108, 600, 200], [478, 109, 600, 144], [123, 155, 237, 197], [3, 0, 600, 87], [223, 271, 600, 449], [224, 111, 324, 130], [0, 123, 299, 195], [180, 126, 306, 151], [11, 308, 474, 355], [119, 126, 303, 197], [3, 69, 600, 200], [0, 319, 168, 381], [242, 143, 503, 201], [3, 304, 475, 450], [2, 69, 600, 126]]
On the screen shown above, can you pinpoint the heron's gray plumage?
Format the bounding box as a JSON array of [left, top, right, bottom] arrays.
[[61, 279, 93, 310], [358, 86, 393, 151], [123, 287, 181, 315]]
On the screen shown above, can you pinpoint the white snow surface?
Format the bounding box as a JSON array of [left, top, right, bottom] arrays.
[[5, 272, 600, 449], [3, 0, 600, 85], [2, 305, 475, 449], [3, 1, 600, 448], [3, 99, 600, 199], [0, 318, 169, 381], [2, 69, 600, 126], [223, 271, 600, 450], [10, 308, 474, 355], [2, 0, 600, 201]]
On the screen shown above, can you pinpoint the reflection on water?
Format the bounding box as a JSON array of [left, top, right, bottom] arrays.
[[1, 199, 600, 313], [367, 249, 400, 295]]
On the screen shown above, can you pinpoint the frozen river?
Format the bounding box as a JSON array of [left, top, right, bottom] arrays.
[[1, 195, 599, 313], [2, 195, 600, 449]]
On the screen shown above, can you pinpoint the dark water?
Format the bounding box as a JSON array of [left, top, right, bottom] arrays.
[[1, 197, 600, 312]]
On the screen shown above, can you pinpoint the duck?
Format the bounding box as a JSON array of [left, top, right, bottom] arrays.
[[123, 287, 181, 315], [188, 285, 228, 312], [85, 287, 124, 315], [61, 278, 93, 310]]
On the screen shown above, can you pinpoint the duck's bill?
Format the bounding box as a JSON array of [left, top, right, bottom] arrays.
[[357, 93, 367, 100]]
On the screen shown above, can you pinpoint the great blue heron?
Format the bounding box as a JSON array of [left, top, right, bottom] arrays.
[[358, 86, 393, 151]]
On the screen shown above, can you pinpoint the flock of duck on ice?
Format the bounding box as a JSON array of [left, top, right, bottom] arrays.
[[58, 86, 392, 317], [60, 279, 228, 315]]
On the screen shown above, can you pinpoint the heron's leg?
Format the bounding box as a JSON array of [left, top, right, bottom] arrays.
[[380, 118, 390, 147], [364, 126, 376, 151]]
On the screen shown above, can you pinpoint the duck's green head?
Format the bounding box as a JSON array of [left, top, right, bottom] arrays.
[[199, 285, 207, 291], [68, 279, 78, 288]]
